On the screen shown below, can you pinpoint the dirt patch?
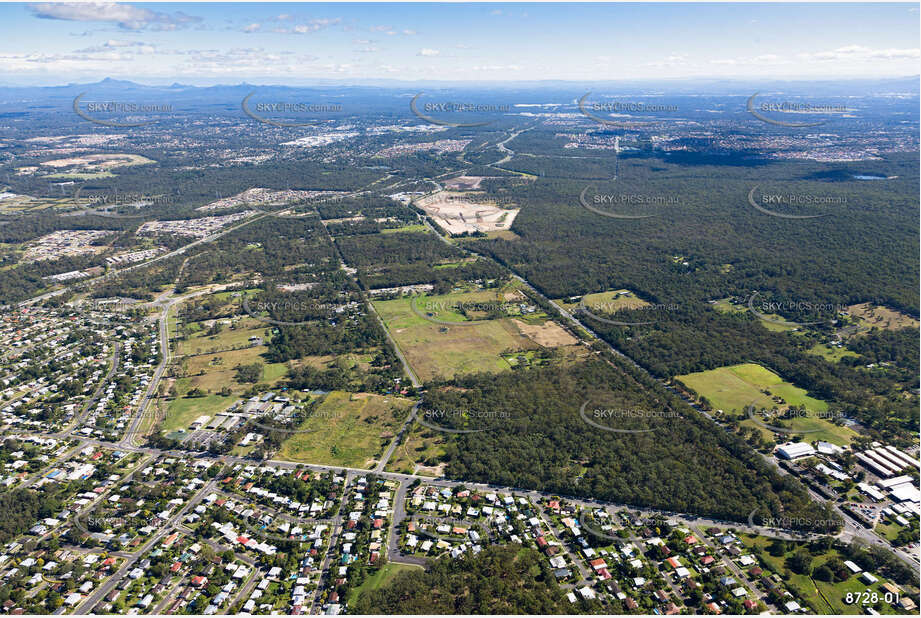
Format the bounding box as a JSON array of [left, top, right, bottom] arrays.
[[414, 462, 446, 477], [846, 303, 919, 331], [513, 319, 578, 347], [416, 191, 518, 236], [445, 176, 485, 190]]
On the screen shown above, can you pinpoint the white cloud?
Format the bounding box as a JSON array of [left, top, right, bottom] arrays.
[[244, 17, 340, 35], [75, 40, 155, 54], [28, 2, 200, 31], [712, 45, 920, 67], [417, 48, 440, 57], [470, 64, 521, 71]]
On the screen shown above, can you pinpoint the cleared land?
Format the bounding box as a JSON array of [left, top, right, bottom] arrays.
[[278, 391, 414, 468], [41, 153, 155, 179], [807, 343, 859, 362], [677, 363, 857, 445], [558, 289, 652, 313], [444, 175, 487, 190], [384, 421, 447, 476], [846, 303, 920, 332], [415, 191, 518, 235], [372, 291, 541, 382]]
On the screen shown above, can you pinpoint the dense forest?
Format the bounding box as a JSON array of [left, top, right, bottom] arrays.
[[421, 361, 840, 533], [0, 486, 66, 544], [460, 145, 918, 438], [350, 545, 596, 614]]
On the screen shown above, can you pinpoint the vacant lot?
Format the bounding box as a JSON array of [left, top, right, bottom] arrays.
[[415, 191, 518, 235], [373, 293, 539, 381], [385, 421, 447, 476], [278, 391, 414, 468]]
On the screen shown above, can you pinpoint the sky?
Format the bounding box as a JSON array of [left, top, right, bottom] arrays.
[[0, 2, 918, 85]]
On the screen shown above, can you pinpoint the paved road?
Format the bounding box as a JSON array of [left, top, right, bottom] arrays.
[[692, 524, 779, 613], [374, 401, 420, 473], [62, 343, 120, 437], [73, 479, 217, 615], [308, 472, 351, 613], [386, 480, 428, 568], [120, 286, 228, 448], [20, 441, 88, 489]]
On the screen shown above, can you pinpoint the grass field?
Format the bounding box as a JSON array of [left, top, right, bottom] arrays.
[[711, 298, 744, 314], [808, 343, 859, 362], [178, 316, 272, 356], [710, 297, 797, 332], [381, 224, 427, 234], [347, 562, 423, 605], [181, 345, 287, 393], [678, 363, 827, 413], [846, 303, 920, 333], [384, 422, 447, 476], [676, 363, 857, 445], [162, 391, 234, 433], [557, 289, 651, 314], [739, 534, 902, 615], [278, 391, 414, 468], [372, 293, 539, 382]]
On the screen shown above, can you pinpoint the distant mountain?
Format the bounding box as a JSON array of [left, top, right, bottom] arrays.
[[0, 76, 915, 116]]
